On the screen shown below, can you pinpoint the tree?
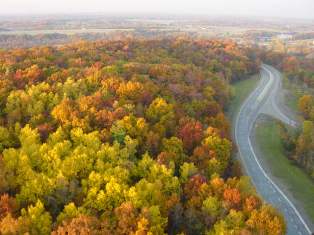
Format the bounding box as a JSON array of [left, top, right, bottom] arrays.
[[282, 56, 299, 77], [56, 202, 80, 225], [0, 194, 17, 219], [145, 97, 175, 137], [202, 196, 221, 219], [24, 64, 43, 84], [117, 81, 144, 102], [223, 188, 241, 209], [52, 215, 103, 235], [243, 195, 261, 213], [110, 115, 148, 145], [0, 127, 14, 152], [202, 132, 232, 175], [296, 121, 314, 156], [160, 137, 186, 167], [246, 205, 285, 235], [179, 162, 198, 183], [177, 118, 203, 152], [18, 200, 52, 235], [298, 95, 314, 119], [0, 213, 19, 235], [114, 202, 137, 235], [83, 177, 126, 213], [139, 206, 167, 235], [191, 144, 214, 174]]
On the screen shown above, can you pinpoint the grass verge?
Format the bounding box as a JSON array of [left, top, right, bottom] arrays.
[[227, 74, 260, 123], [282, 76, 302, 112], [255, 118, 314, 223]]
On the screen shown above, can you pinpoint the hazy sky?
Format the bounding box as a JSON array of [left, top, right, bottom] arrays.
[[1, 0, 314, 19]]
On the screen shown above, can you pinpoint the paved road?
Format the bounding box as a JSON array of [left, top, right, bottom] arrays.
[[259, 65, 298, 127], [235, 64, 312, 235]]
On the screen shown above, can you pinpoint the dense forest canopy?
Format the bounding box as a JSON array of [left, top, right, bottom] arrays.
[[0, 38, 285, 234]]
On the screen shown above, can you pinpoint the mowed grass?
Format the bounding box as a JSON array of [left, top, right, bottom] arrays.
[[282, 76, 306, 113], [285, 89, 299, 112], [255, 119, 314, 223], [227, 75, 260, 122]]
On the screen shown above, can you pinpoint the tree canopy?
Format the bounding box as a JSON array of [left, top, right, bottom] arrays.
[[0, 38, 284, 234]]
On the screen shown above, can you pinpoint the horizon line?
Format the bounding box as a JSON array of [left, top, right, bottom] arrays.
[[0, 12, 314, 21]]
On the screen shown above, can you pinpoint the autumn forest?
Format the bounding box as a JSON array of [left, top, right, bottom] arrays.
[[0, 38, 290, 234]]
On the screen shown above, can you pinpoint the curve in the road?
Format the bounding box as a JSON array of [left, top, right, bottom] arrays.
[[235, 64, 312, 235], [262, 65, 298, 127]]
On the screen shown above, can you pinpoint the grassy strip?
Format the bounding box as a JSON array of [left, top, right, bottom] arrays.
[[285, 88, 299, 112], [227, 75, 260, 122], [255, 119, 314, 223], [282, 76, 303, 112]]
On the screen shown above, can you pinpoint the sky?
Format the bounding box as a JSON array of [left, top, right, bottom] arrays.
[[1, 0, 314, 19]]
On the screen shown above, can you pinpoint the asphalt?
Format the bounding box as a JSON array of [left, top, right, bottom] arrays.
[[235, 64, 312, 235]]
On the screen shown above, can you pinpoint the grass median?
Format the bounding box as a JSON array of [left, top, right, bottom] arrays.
[[255, 118, 314, 223]]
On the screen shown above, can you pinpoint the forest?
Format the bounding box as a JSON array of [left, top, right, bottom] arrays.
[[0, 38, 285, 234]]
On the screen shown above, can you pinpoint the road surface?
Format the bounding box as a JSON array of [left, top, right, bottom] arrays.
[[235, 64, 312, 235]]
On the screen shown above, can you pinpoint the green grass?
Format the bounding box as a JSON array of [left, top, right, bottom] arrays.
[[227, 75, 260, 123], [285, 89, 299, 112], [255, 119, 314, 223], [282, 77, 302, 112]]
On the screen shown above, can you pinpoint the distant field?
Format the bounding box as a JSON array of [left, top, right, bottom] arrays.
[[255, 118, 314, 223], [227, 74, 260, 124], [0, 28, 134, 35]]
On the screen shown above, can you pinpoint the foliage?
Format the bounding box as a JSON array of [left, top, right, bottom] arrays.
[[0, 38, 284, 234]]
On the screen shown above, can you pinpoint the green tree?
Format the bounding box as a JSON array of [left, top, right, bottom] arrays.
[[18, 200, 52, 235]]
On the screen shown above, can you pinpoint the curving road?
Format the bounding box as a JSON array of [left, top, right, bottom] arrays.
[[235, 64, 312, 235]]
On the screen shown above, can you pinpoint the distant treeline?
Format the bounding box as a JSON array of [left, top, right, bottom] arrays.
[[0, 31, 194, 49]]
